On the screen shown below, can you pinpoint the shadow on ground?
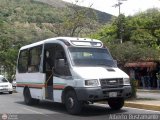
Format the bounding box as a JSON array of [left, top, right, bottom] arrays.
[[15, 100, 127, 117]]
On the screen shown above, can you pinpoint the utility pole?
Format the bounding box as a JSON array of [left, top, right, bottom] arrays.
[[113, 0, 127, 44]]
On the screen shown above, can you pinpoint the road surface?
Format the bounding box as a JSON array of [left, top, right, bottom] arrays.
[[0, 92, 159, 120]]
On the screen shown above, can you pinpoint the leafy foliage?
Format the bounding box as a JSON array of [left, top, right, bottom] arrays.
[[107, 42, 160, 64], [130, 78, 137, 98], [92, 8, 160, 64]]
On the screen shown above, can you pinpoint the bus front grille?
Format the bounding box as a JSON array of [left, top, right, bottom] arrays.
[[100, 78, 123, 89]]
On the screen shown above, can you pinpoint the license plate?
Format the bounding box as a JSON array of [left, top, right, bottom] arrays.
[[109, 92, 117, 97]]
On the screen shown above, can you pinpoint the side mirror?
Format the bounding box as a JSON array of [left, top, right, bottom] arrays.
[[113, 60, 117, 67], [56, 59, 65, 68], [54, 59, 67, 75]]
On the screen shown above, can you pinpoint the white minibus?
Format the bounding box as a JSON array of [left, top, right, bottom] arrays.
[[16, 37, 131, 114]]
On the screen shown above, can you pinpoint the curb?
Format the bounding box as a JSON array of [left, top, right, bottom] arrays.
[[137, 89, 160, 93], [124, 102, 160, 111]]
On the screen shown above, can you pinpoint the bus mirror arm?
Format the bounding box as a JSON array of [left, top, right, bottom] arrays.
[[113, 60, 117, 67], [52, 66, 55, 73]]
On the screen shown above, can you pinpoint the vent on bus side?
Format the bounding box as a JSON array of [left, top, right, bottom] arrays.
[[106, 68, 115, 72]]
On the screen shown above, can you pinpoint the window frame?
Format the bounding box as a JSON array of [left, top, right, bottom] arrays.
[[17, 45, 43, 73], [17, 49, 29, 73]]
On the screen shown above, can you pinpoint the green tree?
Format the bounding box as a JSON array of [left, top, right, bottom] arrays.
[[50, 0, 98, 37], [92, 8, 160, 64], [108, 42, 160, 65], [130, 29, 157, 47]]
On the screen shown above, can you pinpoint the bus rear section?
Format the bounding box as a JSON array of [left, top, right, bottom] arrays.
[[16, 37, 131, 115]]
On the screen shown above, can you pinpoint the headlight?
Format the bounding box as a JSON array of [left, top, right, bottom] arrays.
[[85, 79, 99, 86], [9, 83, 13, 88], [123, 78, 130, 85]]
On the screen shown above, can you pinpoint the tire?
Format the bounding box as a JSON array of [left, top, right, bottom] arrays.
[[23, 88, 39, 105], [108, 98, 124, 110], [24, 88, 33, 105], [9, 91, 12, 94], [65, 91, 82, 115]]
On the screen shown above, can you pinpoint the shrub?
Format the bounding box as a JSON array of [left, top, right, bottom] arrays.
[[130, 78, 137, 98]]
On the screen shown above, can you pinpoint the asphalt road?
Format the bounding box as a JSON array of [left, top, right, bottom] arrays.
[[0, 92, 160, 120]]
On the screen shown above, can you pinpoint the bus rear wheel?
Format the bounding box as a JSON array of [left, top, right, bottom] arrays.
[[24, 88, 39, 105], [65, 91, 82, 115]]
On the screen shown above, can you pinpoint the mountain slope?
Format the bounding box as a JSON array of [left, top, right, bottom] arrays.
[[0, 0, 113, 46], [33, 0, 113, 23], [33, 0, 69, 8]]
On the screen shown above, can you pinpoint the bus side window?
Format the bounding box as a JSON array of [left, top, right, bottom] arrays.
[[18, 50, 28, 73], [28, 46, 42, 73]]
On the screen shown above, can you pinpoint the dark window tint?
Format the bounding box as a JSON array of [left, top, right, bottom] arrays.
[[18, 50, 28, 73]]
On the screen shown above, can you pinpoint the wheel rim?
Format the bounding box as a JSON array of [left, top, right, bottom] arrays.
[[68, 97, 74, 108]]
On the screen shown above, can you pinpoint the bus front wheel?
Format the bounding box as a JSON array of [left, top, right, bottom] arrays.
[[108, 98, 124, 110], [65, 91, 82, 115]]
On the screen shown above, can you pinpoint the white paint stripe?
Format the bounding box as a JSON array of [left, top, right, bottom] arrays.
[[94, 103, 160, 113], [22, 107, 49, 117]]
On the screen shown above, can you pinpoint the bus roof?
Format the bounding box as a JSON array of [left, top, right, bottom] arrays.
[[20, 37, 103, 50]]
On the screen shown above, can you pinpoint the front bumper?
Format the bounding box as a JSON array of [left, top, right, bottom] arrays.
[[0, 88, 13, 92], [75, 86, 131, 101]]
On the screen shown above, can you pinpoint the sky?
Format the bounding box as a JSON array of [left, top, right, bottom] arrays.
[[63, 0, 160, 16]]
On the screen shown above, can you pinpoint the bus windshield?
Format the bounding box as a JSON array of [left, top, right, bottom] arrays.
[[68, 47, 116, 67]]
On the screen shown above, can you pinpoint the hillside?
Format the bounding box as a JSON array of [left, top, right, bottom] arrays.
[[33, 0, 113, 23], [0, 0, 113, 46], [34, 0, 69, 8]]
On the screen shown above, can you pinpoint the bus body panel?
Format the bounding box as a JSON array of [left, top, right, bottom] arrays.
[[16, 73, 45, 99], [53, 76, 74, 103], [72, 67, 128, 80]]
